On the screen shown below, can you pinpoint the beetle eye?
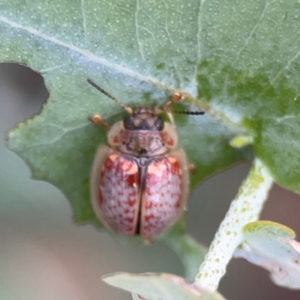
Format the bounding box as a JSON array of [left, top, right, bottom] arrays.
[[154, 117, 163, 130], [124, 116, 134, 129]]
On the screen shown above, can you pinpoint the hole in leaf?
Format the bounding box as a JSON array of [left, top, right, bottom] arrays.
[[0, 63, 48, 135]]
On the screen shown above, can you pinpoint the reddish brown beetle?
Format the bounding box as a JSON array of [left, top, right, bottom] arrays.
[[88, 79, 204, 242]]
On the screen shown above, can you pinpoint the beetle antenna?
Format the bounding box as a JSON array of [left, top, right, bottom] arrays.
[[87, 79, 133, 114], [173, 111, 205, 115]]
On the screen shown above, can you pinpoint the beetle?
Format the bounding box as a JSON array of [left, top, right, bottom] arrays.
[[88, 79, 204, 242]]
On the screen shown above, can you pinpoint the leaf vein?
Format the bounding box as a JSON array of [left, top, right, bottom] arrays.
[[80, 0, 87, 37], [195, 0, 206, 78], [31, 122, 90, 147], [256, 49, 300, 100], [235, 1, 274, 62], [0, 16, 172, 91], [162, 0, 174, 45], [134, 0, 145, 61]]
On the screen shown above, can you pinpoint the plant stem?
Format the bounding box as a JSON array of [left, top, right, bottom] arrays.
[[194, 158, 274, 290]]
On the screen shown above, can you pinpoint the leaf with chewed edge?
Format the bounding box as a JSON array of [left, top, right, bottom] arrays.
[[2, 1, 250, 232]]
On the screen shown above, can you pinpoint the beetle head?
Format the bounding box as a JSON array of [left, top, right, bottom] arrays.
[[123, 108, 164, 131]]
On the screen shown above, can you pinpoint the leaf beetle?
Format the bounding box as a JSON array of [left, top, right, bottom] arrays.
[[88, 79, 204, 242]]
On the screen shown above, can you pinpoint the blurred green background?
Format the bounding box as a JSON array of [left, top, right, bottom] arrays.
[[1, 63, 300, 300]]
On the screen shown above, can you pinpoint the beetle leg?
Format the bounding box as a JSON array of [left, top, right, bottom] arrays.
[[163, 92, 184, 112], [188, 163, 195, 174], [89, 114, 110, 130], [163, 92, 184, 125], [143, 238, 152, 245]]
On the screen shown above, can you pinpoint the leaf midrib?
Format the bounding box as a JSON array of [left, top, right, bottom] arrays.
[[0, 15, 174, 92]]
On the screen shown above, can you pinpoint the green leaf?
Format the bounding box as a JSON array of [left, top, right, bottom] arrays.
[[102, 272, 227, 300], [196, 0, 300, 194], [2, 0, 249, 229], [235, 221, 300, 289]]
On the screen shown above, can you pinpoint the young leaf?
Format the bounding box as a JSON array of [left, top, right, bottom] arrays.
[[234, 221, 300, 289], [103, 272, 227, 300]]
